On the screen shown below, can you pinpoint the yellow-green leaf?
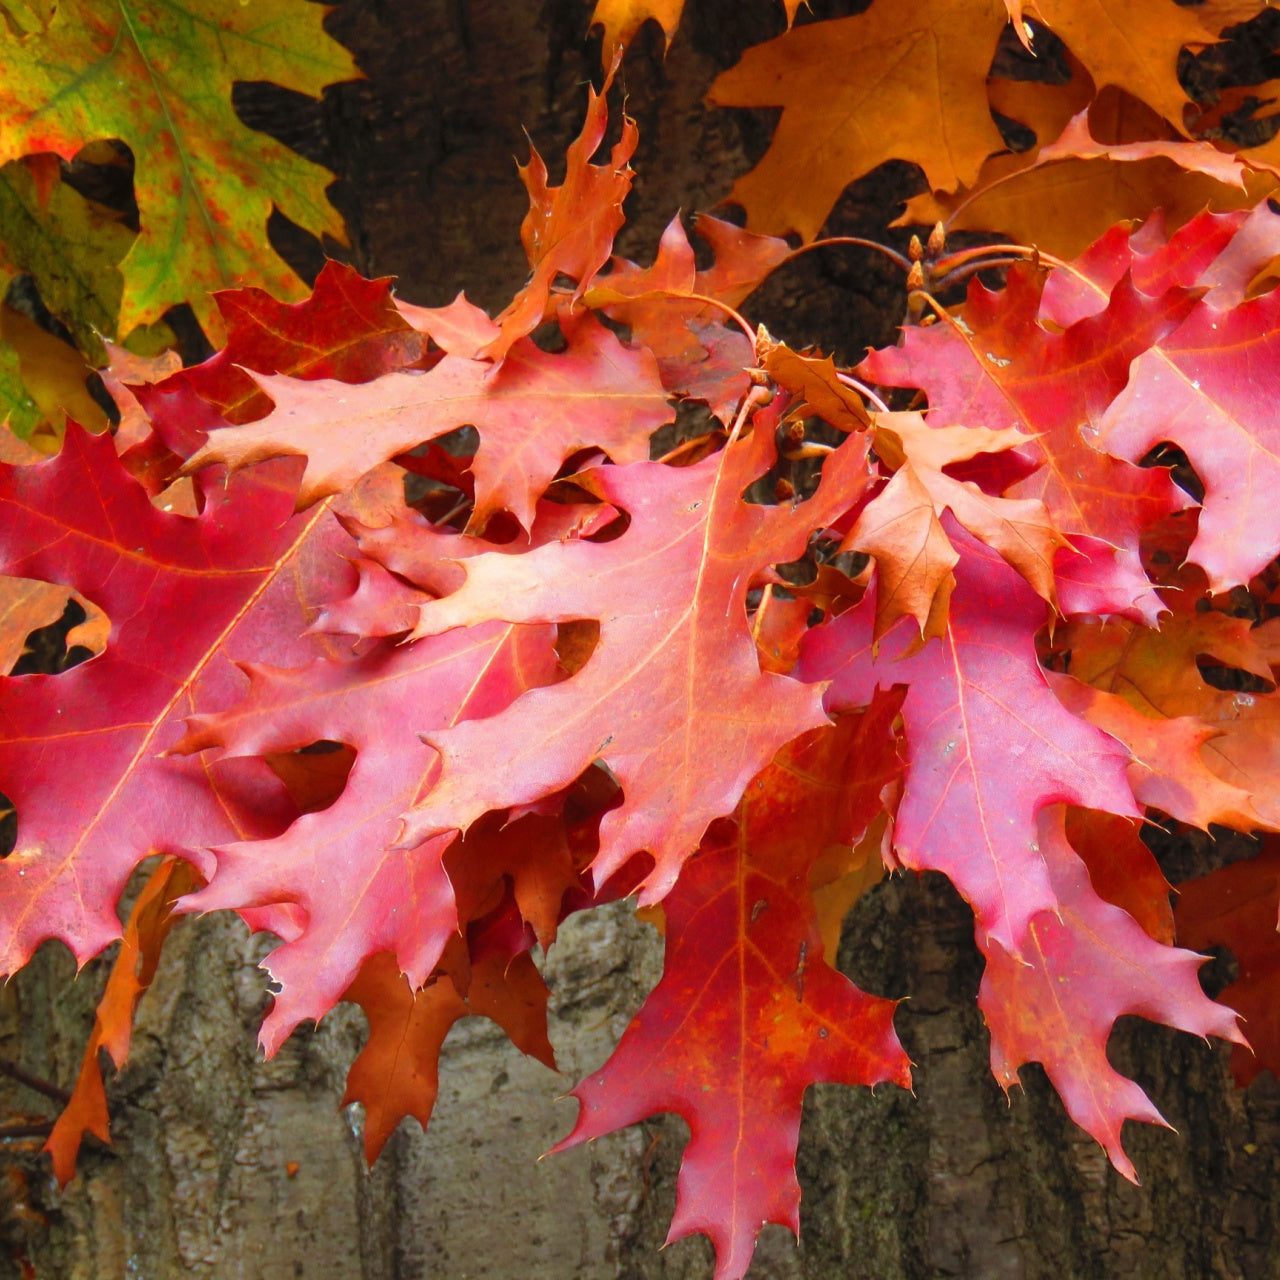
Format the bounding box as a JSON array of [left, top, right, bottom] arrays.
[[0, 0, 359, 339], [0, 156, 134, 360]]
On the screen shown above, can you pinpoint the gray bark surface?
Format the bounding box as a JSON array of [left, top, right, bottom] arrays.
[[4, 2, 1280, 1277]]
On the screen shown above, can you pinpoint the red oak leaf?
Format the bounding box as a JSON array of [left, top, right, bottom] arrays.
[[397, 412, 875, 902], [174, 621, 558, 1051], [799, 524, 1140, 954], [180, 260, 429, 425], [0, 428, 383, 972], [980, 807, 1244, 1182], [1175, 842, 1280, 1086], [1036, 207, 1272, 328], [1098, 288, 1280, 590], [184, 313, 671, 531], [118, 263, 431, 491], [553, 706, 911, 1280], [860, 266, 1195, 560]]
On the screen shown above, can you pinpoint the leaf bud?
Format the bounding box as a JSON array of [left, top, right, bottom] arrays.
[[927, 221, 946, 257]]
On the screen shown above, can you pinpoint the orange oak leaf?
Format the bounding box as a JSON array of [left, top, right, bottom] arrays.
[[262, 743, 357, 815], [589, 0, 803, 59], [846, 461, 957, 643], [759, 343, 871, 434], [184, 313, 670, 531], [553, 706, 911, 1280], [341, 946, 556, 1163], [1050, 670, 1260, 832], [1050, 596, 1280, 831], [45, 856, 201, 1185], [707, 0, 1010, 240], [1011, 2, 1218, 132], [589, 214, 790, 418], [481, 77, 637, 363], [853, 411, 1069, 634], [1175, 842, 1280, 1086], [985, 57, 1093, 151], [980, 806, 1244, 1182], [0, 577, 73, 674], [1063, 807, 1173, 945], [589, 0, 686, 55], [904, 111, 1268, 258], [709, 0, 1220, 241], [751, 590, 815, 677], [397, 413, 875, 903]]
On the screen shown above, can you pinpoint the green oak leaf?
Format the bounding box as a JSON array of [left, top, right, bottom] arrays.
[[0, 0, 359, 340]]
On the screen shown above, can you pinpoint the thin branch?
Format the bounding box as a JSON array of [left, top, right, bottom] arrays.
[[0, 1056, 71, 1105], [0, 1122, 53, 1140]]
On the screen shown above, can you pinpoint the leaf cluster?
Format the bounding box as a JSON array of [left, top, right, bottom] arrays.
[[4, 2, 1280, 1276]]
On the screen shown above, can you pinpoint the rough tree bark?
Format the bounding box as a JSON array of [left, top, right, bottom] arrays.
[[3, 2, 1279, 1277]]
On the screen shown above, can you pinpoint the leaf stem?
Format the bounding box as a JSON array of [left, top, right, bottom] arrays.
[[931, 256, 1032, 291], [750, 583, 775, 645], [907, 290, 957, 326], [679, 293, 758, 348], [794, 236, 914, 272], [932, 242, 1067, 274], [727, 383, 772, 446], [834, 371, 890, 414], [656, 433, 722, 465], [782, 443, 838, 460]]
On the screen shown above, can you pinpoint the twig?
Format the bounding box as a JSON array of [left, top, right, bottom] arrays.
[[0, 1056, 71, 1105]]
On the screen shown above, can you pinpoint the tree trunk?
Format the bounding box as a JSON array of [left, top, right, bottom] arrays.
[[5, 2, 1280, 1276]]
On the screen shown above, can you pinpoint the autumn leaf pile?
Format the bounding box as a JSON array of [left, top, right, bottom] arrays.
[[5, 0, 1280, 1275]]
